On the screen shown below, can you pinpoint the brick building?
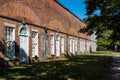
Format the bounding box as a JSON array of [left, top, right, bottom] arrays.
[[0, 0, 96, 67]]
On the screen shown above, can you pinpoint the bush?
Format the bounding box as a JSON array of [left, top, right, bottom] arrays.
[[97, 46, 106, 51]]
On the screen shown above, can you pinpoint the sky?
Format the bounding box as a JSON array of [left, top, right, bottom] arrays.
[[57, 0, 87, 20]]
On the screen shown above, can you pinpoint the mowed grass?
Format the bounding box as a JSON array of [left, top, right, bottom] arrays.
[[0, 51, 120, 80]]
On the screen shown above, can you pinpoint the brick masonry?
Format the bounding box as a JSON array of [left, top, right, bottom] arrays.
[[0, 0, 94, 67]]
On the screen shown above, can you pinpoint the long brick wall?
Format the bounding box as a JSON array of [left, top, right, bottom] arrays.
[[0, 0, 89, 38], [0, 0, 94, 67]]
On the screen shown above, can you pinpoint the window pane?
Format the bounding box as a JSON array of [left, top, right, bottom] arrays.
[[5, 27, 15, 60], [19, 27, 28, 35], [61, 37, 64, 53], [50, 35, 55, 55], [32, 31, 38, 57]]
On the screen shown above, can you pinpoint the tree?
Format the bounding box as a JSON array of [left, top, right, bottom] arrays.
[[81, 0, 120, 47], [97, 30, 113, 50]]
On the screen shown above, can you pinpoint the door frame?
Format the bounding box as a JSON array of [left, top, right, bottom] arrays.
[[61, 36, 64, 54], [18, 25, 30, 63], [50, 33, 55, 55], [56, 33, 60, 57]]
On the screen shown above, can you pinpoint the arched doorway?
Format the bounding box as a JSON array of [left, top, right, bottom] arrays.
[[56, 33, 60, 57], [19, 26, 29, 64]]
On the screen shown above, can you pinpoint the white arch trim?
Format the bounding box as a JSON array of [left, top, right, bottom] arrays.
[[18, 25, 30, 36]]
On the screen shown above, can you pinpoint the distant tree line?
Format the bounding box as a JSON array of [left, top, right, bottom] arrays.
[[81, 0, 120, 51]]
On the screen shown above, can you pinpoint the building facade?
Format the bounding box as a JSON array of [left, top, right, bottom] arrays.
[[0, 0, 96, 67]]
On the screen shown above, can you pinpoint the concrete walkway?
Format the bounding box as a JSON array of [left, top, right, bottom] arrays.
[[109, 57, 120, 80]]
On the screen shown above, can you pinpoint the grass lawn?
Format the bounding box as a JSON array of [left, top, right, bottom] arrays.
[[0, 51, 120, 80]]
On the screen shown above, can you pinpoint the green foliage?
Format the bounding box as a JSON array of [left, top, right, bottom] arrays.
[[115, 41, 120, 45], [97, 30, 112, 48], [81, 0, 120, 48], [97, 46, 106, 51]]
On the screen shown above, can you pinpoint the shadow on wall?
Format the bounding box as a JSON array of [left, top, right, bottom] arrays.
[[0, 39, 6, 68], [0, 38, 40, 68], [0, 39, 30, 68], [20, 48, 29, 65]]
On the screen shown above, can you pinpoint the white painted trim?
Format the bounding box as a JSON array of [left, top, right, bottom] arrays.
[[56, 33, 60, 41], [69, 36, 73, 39], [4, 23, 16, 41], [32, 31, 39, 57], [56, 33, 60, 57], [19, 36, 29, 63], [70, 38, 72, 53], [50, 33, 55, 36], [18, 25, 30, 36], [19, 25, 30, 63], [61, 35, 64, 38], [56, 33, 60, 36], [61, 37, 65, 54], [75, 39, 78, 52], [13, 28, 15, 41], [50, 34, 55, 55], [4, 22, 16, 28], [4, 22, 16, 60], [32, 29, 39, 32], [72, 38, 75, 55]]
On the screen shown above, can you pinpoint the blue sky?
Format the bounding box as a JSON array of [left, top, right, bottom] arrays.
[[57, 0, 87, 20]]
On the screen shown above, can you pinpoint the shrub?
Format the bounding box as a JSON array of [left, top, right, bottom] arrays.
[[97, 46, 106, 51]]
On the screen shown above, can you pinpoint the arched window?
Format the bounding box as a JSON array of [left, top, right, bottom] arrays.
[[19, 27, 28, 36], [56, 34, 60, 41]]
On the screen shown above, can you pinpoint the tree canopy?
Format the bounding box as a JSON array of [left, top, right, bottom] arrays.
[[81, 0, 120, 44]]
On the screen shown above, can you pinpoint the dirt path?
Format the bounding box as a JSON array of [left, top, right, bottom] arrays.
[[109, 57, 120, 80]]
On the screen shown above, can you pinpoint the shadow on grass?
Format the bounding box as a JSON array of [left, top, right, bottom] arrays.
[[0, 55, 113, 80]]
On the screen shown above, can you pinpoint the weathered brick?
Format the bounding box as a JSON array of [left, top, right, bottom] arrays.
[[0, 0, 91, 66]]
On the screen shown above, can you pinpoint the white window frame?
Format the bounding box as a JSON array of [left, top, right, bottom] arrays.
[[75, 38, 78, 53], [4, 23, 15, 60], [77, 38, 80, 54], [86, 40, 90, 52], [80, 39, 83, 53], [70, 37, 72, 53], [56, 33, 60, 57], [72, 38, 75, 55], [32, 31, 38, 57], [61, 36, 64, 54], [50, 34, 55, 55], [83, 39, 85, 52]]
